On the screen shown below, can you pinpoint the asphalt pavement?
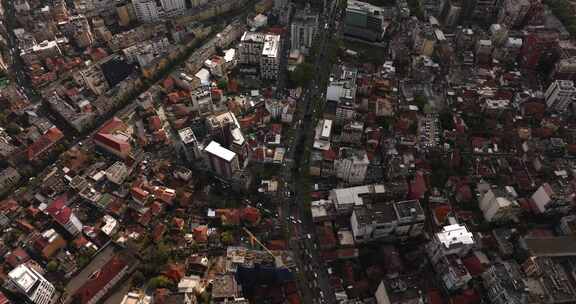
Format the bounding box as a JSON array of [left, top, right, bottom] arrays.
[[280, 0, 342, 303]]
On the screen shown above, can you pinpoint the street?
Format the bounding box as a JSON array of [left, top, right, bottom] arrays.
[[279, 0, 342, 303]]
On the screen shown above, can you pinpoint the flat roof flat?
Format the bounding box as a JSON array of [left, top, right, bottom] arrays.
[[205, 141, 236, 162]]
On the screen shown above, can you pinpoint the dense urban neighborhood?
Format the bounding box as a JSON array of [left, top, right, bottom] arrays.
[[1, 0, 576, 303]]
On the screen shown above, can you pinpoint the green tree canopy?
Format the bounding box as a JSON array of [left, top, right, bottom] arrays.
[[290, 63, 314, 88]]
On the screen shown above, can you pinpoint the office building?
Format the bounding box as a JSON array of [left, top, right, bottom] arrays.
[[132, 0, 159, 23], [478, 183, 521, 222], [290, 9, 318, 53], [116, 1, 134, 26], [4, 264, 55, 304], [204, 141, 240, 179], [260, 34, 281, 80], [440, 0, 462, 28], [238, 32, 282, 80], [334, 147, 369, 184], [482, 261, 528, 304], [344, 0, 390, 42], [178, 127, 202, 163], [544, 80, 576, 112], [351, 199, 425, 243], [160, 0, 185, 13]]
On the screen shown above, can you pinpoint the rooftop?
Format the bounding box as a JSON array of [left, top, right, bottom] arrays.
[[524, 236, 576, 257], [205, 141, 237, 162], [436, 222, 475, 249], [8, 264, 41, 293]]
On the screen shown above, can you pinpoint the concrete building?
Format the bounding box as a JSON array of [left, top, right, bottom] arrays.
[[482, 261, 528, 304], [132, 0, 159, 22], [351, 199, 425, 243], [531, 182, 574, 214], [334, 147, 369, 184], [478, 183, 521, 222], [344, 0, 390, 42], [4, 264, 55, 304], [238, 32, 281, 80], [190, 86, 215, 116], [426, 218, 475, 291], [178, 127, 202, 163], [440, 0, 462, 28], [204, 141, 240, 179], [290, 9, 318, 53], [341, 121, 364, 144], [413, 22, 436, 56], [545, 80, 576, 112], [160, 0, 185, 14], [0, 167, 21, 196], [329, 184, 386, 212], [260, 34, 281, 80], [313, 119, 333, 151], [498, 0, 530, 29], [206, 111, 248, 163], [76, 63, 109, 96], [116, 1, 134, 26], [492, 37, 522, 64], [327, 66, 358, 124], [521, 237, 576, 304]]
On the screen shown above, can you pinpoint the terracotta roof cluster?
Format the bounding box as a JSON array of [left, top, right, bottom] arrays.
[[26, 126, 64, 161]]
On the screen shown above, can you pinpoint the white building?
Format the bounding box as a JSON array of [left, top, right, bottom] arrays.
[[478, 183, 521, 222], [334, 147, 369, 184], [426, 218, 475, 291], [132, 0, 159, 22], [190, 86, 214, 116], [290, 9, 318, 53], [374, 281, 391, 304], [160, 0, 185, 14], [204, 141, 240, 179], [545, 80, 576, 112], [313, 119, 332, 150], [178, 127, 202, 163], [4, 264, 55, 304], [329, 184, 386, 212], [427, 219, 475, 262], [531, 182, 574, 214]]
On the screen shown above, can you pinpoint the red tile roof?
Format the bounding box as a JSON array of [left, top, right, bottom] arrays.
[[0, 291, 11, 304], [45, 194, 73, 226], [5, 248, 30, 268], [26, 126, 64, 161], [462, 256, 486, 277], [148, 116, 162, 131], [74, 256, 129, 304]]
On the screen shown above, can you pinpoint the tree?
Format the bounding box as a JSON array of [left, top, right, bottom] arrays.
[[221, 231, 234, 245], [46, 260, 59, 272], [5, 122, 21, 136], [132, 271, 146, 287], [413, 95, 427, 111], [217, 79, 228, 91], [289, 63, 314, 88], [147, 275, 172, 290]]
